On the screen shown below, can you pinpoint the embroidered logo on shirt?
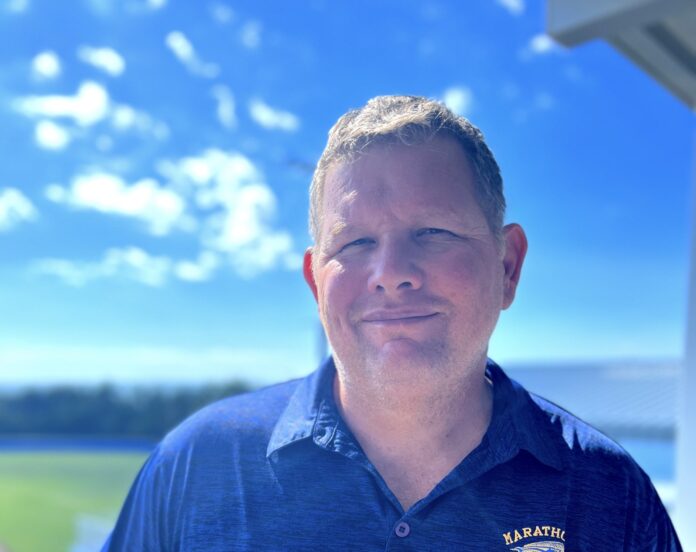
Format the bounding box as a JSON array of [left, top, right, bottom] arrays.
[[502, 526, 565, 551], [509, 542, 564, 552]]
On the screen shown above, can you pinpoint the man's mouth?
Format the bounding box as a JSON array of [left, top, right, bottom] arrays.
[[362, 311, 440, 324]]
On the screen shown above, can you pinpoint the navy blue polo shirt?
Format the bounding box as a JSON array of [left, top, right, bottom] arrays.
[[103, 358, 681, 551]]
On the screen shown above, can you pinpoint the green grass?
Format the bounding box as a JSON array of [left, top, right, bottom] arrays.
[[0, 451, 147, 552]]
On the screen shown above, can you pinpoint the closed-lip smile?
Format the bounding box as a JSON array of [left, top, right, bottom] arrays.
[[362, 310, 439, 323]]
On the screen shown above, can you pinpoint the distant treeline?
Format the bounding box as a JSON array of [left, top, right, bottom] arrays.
[[0, 381, 252, 438]]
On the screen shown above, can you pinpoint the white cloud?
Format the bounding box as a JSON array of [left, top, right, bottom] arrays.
[[0, 188, 37, 231], [530, 34, 556, 54], [45, 172, 188, 236], [240, 20, 261, 49], [35, 120, 71, 150], [248, 98, 299, 132], [519, 33, 560, 60], [31, 50, 61, 80], [146, 0, 166, 10], [158, 148, 301, 276], [5, 0, 29, 13], [497, 0, 524, 16], [13, 81, 109, 126], [40, 148, 300, 283], [510, 90, 558, 123], [109, 104, 170, 140], [165, 31, 219, 78], [442, 86, 473, 117], [211, 85, 236, 129], [104, 247, 171, 285], [77, 46, 126, 76], [44, 183, 66, 202], [174, 250, 219, 282], [35, 247, 172, 287], [35, 248, 222, 287], [13, 80, 167, 145], [210, 2, 234, 24]]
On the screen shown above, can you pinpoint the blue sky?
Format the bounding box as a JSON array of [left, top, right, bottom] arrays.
[[0, 0, 693, 386]]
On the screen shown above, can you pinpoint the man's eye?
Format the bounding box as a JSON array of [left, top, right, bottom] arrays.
[[340, 238, 372, 252], [417, 228, 453, 237]]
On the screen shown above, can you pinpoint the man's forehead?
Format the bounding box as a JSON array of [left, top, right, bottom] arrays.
[[323, 188, 473, 239]]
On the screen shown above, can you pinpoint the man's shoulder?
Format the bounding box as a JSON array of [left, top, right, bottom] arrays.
[[157, 377, 304, 456], [519, 385, 679, 548], [524, 388, 648, 478]]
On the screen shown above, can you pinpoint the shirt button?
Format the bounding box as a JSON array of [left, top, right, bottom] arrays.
[[395, 521, 411, 538]]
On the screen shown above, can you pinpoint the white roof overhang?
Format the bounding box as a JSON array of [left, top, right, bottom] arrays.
[[547, 0, 696, 109]]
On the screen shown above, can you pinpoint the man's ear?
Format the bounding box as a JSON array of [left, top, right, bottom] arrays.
[[303, 247, 318, 302], [501, 223, 527, 310]]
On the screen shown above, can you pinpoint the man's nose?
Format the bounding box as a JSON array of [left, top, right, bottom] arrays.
[[367, 239, 424, 293]]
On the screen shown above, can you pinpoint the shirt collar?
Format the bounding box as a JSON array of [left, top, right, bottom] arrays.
[[486, 359, 564, 471], [267, 356, 564, 472], [266, 356, 337, 458]]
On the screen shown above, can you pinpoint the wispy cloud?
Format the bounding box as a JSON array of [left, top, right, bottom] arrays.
[[109, 104, 170, 140], [146, 0, 167, 10], [174, 250, 219, 282], [211, 85, 236, 129], [441, 86, 473, 116], [158, 148, 302, 277], [165, 31, 219, 78], [210, 2, 234, 24], [40, 148, 300, 285], [13, 81, 109, 126], [240, 20, 262, 49], [35, 247, 221, 287], [496, 0, 524, 16], [77, 46, 126, 76], [510, 91, 558, 123], [45, 172, 189, 236], [31, 50, 61, 80], [14, 80, 167, 145], [248, 98, 299, 132], [5, 0, 29, 13], [34, 120, 71, 150], [0, 188, 37, 231], [519, 33, 560, 61], [35, 247, 172, 287]]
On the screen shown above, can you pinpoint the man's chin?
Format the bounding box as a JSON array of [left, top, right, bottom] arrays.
[[366, 338, 449, 373]]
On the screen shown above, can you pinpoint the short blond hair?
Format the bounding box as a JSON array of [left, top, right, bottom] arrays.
[[309, 95, 505, 243]]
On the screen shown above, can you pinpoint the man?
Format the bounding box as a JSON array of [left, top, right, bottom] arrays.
[[104, 96, 681, 550]]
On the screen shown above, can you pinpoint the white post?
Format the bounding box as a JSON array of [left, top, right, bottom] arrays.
[[676, 135, 696, 548]]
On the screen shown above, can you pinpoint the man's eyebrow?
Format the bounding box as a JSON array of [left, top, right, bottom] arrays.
[[326, 189, 358, 239], [329, 220, 348, 238]]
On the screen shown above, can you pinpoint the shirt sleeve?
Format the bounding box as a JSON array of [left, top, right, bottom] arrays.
[[101, 445, 168, 552], [626, 474, 683, 552], [638, 506, 683, 552]]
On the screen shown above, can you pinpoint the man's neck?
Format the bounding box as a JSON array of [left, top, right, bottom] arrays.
[[333, 366, 494, 511]]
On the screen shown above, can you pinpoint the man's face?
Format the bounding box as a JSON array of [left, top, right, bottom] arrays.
[[304, 137, 526, 392]]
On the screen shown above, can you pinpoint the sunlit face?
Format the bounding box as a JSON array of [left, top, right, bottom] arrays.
[[304, 137, 525, 392]]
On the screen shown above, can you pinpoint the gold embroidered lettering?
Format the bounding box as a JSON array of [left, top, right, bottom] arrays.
[[503, 532, 513, 545], [533, 526, 543, 537], [542, 526, 551, 536], [522, 528, 532, 538], [514, 530, 523, 542], [551, 527, 561, 539]]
